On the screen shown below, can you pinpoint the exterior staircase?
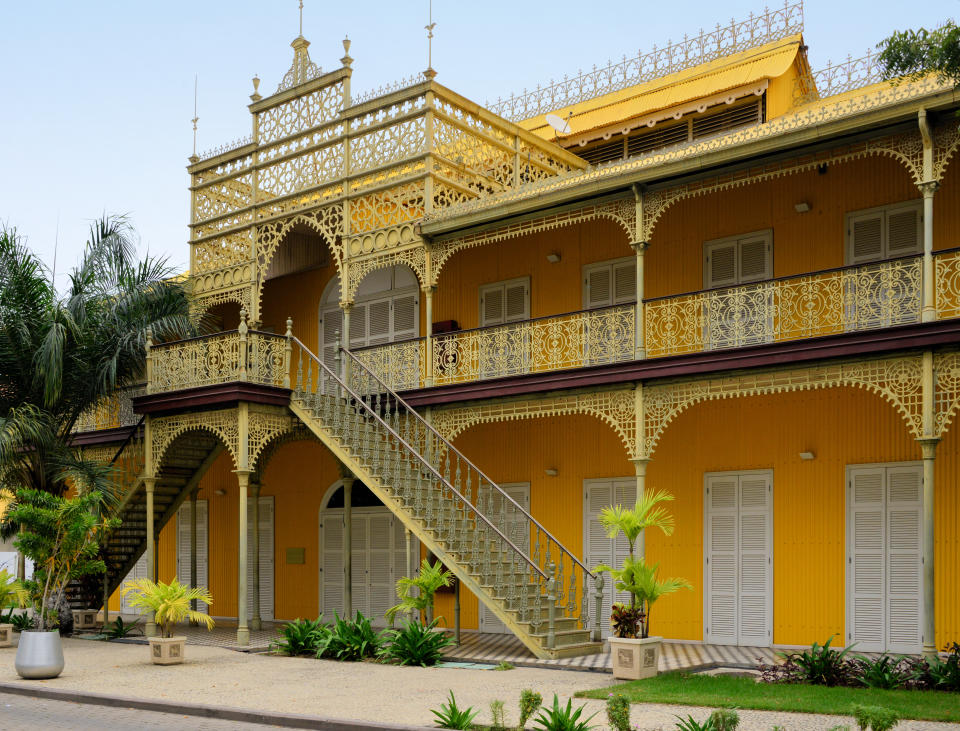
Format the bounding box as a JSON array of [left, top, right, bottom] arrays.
[[288, 338, 603, 659]]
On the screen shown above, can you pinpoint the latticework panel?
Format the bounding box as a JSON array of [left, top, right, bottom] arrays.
[[346, 245, 426, 301], [151, 408, 241, 471], [258, 83, 344, 145], [193, 233, 251, 275], [353, 339, 425, 391], [935, 351, 960, 437], [194, 175, 254, 224], [350, 181, 424, 236], [258, 144, 345, 201], [936, 249, 960, 320], [433, 118, 513, 191], [74, 386, 144, 433], [350, 118, 426, 176]]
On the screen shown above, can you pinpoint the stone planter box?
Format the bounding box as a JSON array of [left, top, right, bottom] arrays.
[[149, 636, 186, 665], [0, 623, 12, 648], [72, 609, 100, 631], [608, 635, 661, 680]]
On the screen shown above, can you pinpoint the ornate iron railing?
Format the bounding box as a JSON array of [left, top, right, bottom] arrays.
[[795, 50, 883, 105], [353, 338, 425, 392], [487, 1, 803, 121], [74, 385, 145, 433], [147, 320, 287, 393], [645, 255, 922, 358], [935, 248, 960, 320], [433, 304, 635, 387], [287, 337, 598, 645]]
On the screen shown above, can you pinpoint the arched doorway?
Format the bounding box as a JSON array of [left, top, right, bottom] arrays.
[[318, 480, 419, 626]]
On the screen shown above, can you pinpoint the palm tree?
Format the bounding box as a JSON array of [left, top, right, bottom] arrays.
[[0, 217, 195, 597]]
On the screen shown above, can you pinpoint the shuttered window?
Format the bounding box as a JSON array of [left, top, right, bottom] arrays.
[[705, 471, 773, 646], [480, 277, 530, 326], [246, 496, 274, 622], [479, 484, 531, 634], [704, 231, 773, 289], [176, 500, 209, 613], [583, 258, 636, 309], [121, 553, 151, 615], [847, 463, 923, 653], [583, 477, 635, 639], [846, 201, 922, 264]]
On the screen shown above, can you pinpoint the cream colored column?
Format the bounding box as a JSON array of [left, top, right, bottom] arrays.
[[250, 480, 262, 631], [632, 242, 647, 360], [424, 285, 435, 387], [343, 476, 354, 617], [190, 490, 198, 612], [144, 477, 157, 637], [235, 470, 251, 647], [920, 349, 939, 658], [921, 181, 939, 323], [629, 457, 650, 558]]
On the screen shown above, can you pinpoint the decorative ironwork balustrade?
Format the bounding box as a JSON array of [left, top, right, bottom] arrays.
[[353, 338, 425, 392], [936, 248, 960, 321], [433, 305, 635, 387], [74, 385, 145, 433], [645, 256, 922, 358]]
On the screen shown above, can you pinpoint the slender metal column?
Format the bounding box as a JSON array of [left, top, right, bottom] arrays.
[[102, 574, 110, 627], [343, 476, 354, 617], [920, 348, 939, 658], [630, 457, 649, 557], [424, 285, 435, 387], [250, 480, 262, 631], [236, 470, 251, 647], [454, 579, 461, 645], [921, 181, 939, 322], [144, 477, 157, 637], [632, 242, 647, 359], [190, 491, 198, 612]]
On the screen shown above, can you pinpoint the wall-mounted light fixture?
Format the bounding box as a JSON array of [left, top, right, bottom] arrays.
[[214, 488, 227, 496], [546, 252, 561, 264], [544, 468, 559, 476], [799, 451, 816, 461], [794, 201, 811, 213]]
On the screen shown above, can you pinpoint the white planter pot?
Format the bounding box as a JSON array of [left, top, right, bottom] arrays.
[[149, 636, 186, 665], [15, 630, 65, 679], [608, 635, 661, 680], [0, 623, 13, 648]]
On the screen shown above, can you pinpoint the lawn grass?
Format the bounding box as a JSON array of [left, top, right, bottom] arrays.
[[575, 672, 960, 722]]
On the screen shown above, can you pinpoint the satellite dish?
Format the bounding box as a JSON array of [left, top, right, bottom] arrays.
[[545, 112, 571, 135]]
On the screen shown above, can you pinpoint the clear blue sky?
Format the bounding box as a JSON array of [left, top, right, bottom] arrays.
[[1, 1, 954, 287]]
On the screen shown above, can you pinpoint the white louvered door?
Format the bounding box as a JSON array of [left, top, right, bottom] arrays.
[[176, 499, 209, 613], [847, 463, 922, 653], [703, 233, 773, 349], [246, 496, 274, 621], [705, 472, 772, 647], [479, 484, 530, 634], [583, 478, 635, 639], [320, 509, 344, 620], [366, 513, 394, 624], [479, 277, 530, 377], [120, 553, 151, 615]]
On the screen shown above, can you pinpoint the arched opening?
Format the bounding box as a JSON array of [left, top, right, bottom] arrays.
[[318, 264, 419, 369], [317, 478, 419, 626]]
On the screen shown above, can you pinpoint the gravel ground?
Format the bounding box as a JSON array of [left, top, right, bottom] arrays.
[[1, 639, 958, 730]]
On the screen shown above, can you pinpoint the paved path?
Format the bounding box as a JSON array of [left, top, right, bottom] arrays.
[[0, 691, 282, 730]]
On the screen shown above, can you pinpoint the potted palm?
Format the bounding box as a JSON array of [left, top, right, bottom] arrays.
[[386, 558, 452, 626], [121, 578, 214, 665], [594, 489, 692, 680], [0, 568, 30, 647]]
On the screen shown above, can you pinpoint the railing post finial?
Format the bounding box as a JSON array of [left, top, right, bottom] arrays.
[[239, 308, 249, 336], [283, 317, 294, 389], [593, 573, 605, 642], [238, 309, 249, 381], [334, 330, 343, 380]]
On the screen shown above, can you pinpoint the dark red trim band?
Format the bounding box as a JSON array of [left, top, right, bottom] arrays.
[[133, 382, 292, 415]]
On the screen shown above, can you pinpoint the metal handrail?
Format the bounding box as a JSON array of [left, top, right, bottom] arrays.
[[431, 302, 634, 341], [340, 344, 596, 581], [290, 337, 549, 581]]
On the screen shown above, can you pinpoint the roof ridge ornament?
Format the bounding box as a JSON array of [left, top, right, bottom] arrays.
[[277, 0, 323, 92], [423, 0, 437, 80]]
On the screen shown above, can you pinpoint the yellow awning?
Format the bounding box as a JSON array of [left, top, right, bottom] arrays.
[[521, 35, 803, 141]]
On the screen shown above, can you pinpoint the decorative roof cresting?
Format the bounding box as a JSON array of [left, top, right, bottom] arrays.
[[487, 0, 804, 122], [277, 1, 322, 92]]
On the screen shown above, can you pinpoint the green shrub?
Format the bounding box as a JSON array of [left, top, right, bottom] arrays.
[[519, 689, 543, 729], [606, 693, 630, 731], [493, 660, 514, 671], [273, 618, 329, 656], [378, 618, 454, 666], [490, 699, 506, 731], [532, 694, 596, 731], [430, 690, 478, 729], [8, 611, 35, 632], [856, 655, 906, 690], [675, 715, 714, 731], [104, 616, 144, 639], [767, 636, 857, 686], [319, 611, 381, 661], [926, 642, 960, 691], [852, 704, 899, 731], [708, 708, 739, 731]]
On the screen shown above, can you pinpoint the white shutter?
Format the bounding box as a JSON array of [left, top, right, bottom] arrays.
[[392, 293, 418, 340], [849, 212, 885, 264], [705, 475, 738, 645], [584, 260, 635, 309], [737, 475, 771, 645], [321, 510, 344, 620], [121, 553, 151, 615], [246, 496, 274, 622], [177, 499, 209, 613], [366, 298, 392, 346], [349, 302, 367, 349], [705, 240, 739, 289], [848, 467, 885, 652], [613, 260, 636, 304], [585, 265, 613, 309], [885, 465, 922, 653], [583, 478, 634, 639], [321, 306, 343, 374], [504, 279, 530, 322], [480, 484, 530, 634], [738, 236, 771, 283], [350, 515, 368, 619], [480, 284, 505, 326], [886, 205, 921, 256], [367, 513, 394, 625]]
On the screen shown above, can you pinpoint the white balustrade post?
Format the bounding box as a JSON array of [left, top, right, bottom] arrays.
[[632, 242, 647, 360], [235, 470, 251, 647]]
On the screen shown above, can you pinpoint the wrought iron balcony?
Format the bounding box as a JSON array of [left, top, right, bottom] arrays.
[[73, 385, 145, 434]]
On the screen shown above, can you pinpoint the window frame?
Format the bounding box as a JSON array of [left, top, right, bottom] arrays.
[[582, 256, 637, 310], [478, 276, 531, 328], [702, 229, 774, 290], [844, 199, 923, 266]]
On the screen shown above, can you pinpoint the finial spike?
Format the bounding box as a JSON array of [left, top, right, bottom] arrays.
[[423, 0, 437, 79], [190, 74, 199, 160], [299, 0, 304, 36]]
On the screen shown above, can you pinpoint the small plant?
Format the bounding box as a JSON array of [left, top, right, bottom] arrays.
[[103, 616, 143, 639], [675, 715, 713, 731], [121, 578, 214, 637], [490, 699, 506, 731], [493, 660, 514, 671], [0, 568, 29, 612], [532, 694, 596, 731], [430, 690, 478, 730], [773, 636, 857, 687], [924, 642, 960, 691], [609, 603, 643, 639], [378, 618, 454, 666], [606, 693, 630, 731], [519, 689, 543, 729], [708, 708, 739, 731], [7, 611, 35, 632], [387, 558, 453, 624], [273, 617, 329, 656], [319, 610, 381, 661], [852, 704, 899, 731], [855, 655, 906, 690]]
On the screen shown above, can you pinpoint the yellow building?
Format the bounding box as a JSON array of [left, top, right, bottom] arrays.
[[73, 3, 960, 660]]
